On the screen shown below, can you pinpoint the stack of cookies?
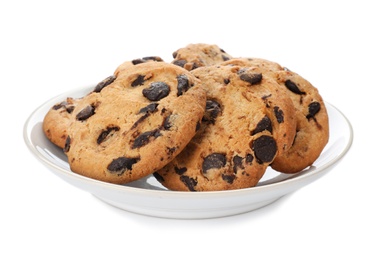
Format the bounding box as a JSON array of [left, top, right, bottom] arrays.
[[43, 43, 329, 191]]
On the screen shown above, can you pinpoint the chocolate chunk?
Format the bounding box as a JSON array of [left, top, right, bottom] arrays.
[[222, 55, 230, 61], [251, 116, 272, 135], [163, 115, 173, 130], [222, 174, 236, 184], [274, 106, 284, 123], [174, 166, 187, 175], [202, 100, 221, 124], [132, 56, 163, 65], [132, 103, 159, 130], [66, 106, 75, 114], [138, 103, 158, 114], [172, 59, 186, 68], [142, 82, 170, 101], [252, 136, 277, 164], [238, 69, 262, 85], [306, 101, 321, 120], [131, 75, 146, 87], [180, 175, 197, 191], [93, 75, 116, 93], [153, 172, 165, 183], [233, 155, 244, 174], [52, 101, 67, 110], [202, 153, 226, 173], [76, 105, 95, 121], [107, 157, 139, 175], [285, 80, 306, 95], [245, 154, 254, 163], [132, 129, 161, 149], [177, 74, 191, 96], [97, 126, 120, 144], [172, 51, 178, 59], [63, 136, 71, 153]]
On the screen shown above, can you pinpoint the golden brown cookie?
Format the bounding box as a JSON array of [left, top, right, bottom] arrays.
[[43, 57, 164, 149], [64, 62, 206, 184], [154, 64, 296, 191], [172, 43, 233, 71], [222, 58, 329, 173]]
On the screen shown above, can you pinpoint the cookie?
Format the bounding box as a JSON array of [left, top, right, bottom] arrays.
[[43, 57, 164, 149], [63, 62, 206, 184], [172, 43, 233, 71], [43, 97, 81, 148], [222, 58, 329, 173], [154, 64, 296, 191]]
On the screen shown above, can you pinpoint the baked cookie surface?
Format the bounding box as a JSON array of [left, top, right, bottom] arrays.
[[64, 62, 206, 184], [154, 64, 296, 191], [43, 97, 80, 148], [172, 43, 233, 71], [222, 58, 329, 173]]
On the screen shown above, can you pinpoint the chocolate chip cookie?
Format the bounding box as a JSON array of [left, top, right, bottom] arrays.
[[43, 57, 164, 149], [63, 62, 206, 184], [172, 43, 233, 71], [222, 58, 329, 173], [154, 64, 296, 191]]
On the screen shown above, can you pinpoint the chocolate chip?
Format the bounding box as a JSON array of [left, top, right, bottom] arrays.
[[132, 129, 161, 149], [163, 115, 173, 130], [52, 101, 67, 110], [172, 60, 186, 68], [138, 103, 158, 114], [222, 174, 236, 184], [153, 172, 165, 183], [132, 56, 163, 65], [76, 105, 95, 121], [306, 101, 321, 120], [285, 80, 306, 95], [52, 101, 75, 114], [238, 69, 262, 85], [142, 82, 170, 101], [224, 78, 230, 84], [245, 154, 254, 163], [180, 175, 197, 191], [107, 157, 139, 175], [93, 75, 116, 93], [174, 166, 187, 175], [222, 55, 230, 61], [131, 75, 146, 87], [274, 106, 284, 123], [172, 51, 178, 59], [202, 100, 221, 124], [251, 116, 272, 135], [233, 155, 244, 174], [131, 103, 159, 130], [66, 106, 75, 114], [63, 136, 71, 153], [252, 136, 277, 164], [202, 153, 226, 173], [177, 74, 191, 96], [97, 126, 120, 144]]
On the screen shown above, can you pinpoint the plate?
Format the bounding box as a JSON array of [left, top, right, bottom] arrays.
[[24, 86, 353, 219]]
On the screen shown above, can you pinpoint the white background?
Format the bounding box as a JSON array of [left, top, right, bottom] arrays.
[[1, 0, 389, 259]]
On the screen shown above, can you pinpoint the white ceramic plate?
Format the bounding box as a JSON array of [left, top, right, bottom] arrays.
[[24, 86, 353, 219]]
